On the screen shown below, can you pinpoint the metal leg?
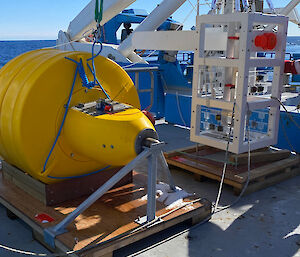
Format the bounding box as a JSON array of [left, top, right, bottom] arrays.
[[146, 151, 158, 222], [44, 140, 167, 248], [44, 147, 152, 248]]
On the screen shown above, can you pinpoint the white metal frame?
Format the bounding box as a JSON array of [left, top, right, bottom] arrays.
[[190, 13, 288, 154]]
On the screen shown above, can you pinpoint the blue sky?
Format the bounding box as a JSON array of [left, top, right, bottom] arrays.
[[0, 0, 299, 40]]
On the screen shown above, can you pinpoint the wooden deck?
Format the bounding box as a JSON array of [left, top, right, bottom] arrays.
[[0, 167, 211, 257]]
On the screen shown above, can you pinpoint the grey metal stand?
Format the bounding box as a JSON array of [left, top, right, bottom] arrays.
[[44, 140, 172, 248]]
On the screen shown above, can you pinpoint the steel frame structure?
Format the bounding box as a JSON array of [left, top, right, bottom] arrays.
[[190, 12, 288, 154], [44, 141, 175, 248]]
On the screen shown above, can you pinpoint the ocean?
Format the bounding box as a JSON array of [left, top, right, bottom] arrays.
[[0, 40, 56, 69], [0, 37, 300, 69]]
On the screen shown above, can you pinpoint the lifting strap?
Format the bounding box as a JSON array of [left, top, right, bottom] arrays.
[[95, 0, 104, 24]]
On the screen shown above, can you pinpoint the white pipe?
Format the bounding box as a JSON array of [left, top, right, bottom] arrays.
[[118, 0, 187, 58], [68, 0, 136, 41], [278, 0, 299, 16]]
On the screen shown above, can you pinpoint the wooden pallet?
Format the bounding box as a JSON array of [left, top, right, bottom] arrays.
[[2, 161, 132, 206], [165, 145, 300, 195], [0, 169, 211, 257]]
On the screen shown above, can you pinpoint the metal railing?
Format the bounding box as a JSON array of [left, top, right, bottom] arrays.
[[124, 66, 159, 110]]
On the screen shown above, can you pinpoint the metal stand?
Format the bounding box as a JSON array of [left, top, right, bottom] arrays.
[[44, 140, 173, 248]]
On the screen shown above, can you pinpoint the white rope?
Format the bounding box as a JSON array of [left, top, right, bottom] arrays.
[[213, 103, 252, 213], [176, 91, 188, 127], [41, 28, 94, 50]]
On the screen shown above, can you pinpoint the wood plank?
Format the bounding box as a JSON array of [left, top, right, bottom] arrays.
[[3, 162, 45, 193], [0, 170, 211, 257], [165, 146, 300, 195], [2, 161, 132, 206], [235, 167, 300, 195], [229, 149, 291, 165], [235, 155, 300, 183], [167, 158, 242, 189]]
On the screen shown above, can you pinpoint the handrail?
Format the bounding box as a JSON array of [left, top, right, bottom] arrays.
[[124, 66, 159, 110]]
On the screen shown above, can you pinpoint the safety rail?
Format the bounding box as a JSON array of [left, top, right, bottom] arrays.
[[124, 66, 159, 110]]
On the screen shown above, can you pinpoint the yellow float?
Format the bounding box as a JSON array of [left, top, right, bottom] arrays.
[[0, 49, 157, 184]]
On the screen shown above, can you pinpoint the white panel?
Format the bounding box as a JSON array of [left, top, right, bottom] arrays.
[[132, 29, 227, 51], [132, 31, 197, 51]]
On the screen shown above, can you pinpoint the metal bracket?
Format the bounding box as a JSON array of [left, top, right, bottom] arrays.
[[43, 140, 174, 248], [135, 215, 163, 226]]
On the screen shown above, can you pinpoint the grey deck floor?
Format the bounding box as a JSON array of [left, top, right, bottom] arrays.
[[0, 122, 299, 257]]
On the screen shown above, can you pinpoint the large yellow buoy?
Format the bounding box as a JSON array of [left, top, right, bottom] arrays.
[[0, 49, 157, 184]]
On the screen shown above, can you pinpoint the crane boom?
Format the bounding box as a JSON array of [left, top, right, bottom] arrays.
[[67, 0, 136, 41]]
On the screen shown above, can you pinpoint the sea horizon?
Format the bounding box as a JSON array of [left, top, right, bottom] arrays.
[[0, 35, 300, 41]]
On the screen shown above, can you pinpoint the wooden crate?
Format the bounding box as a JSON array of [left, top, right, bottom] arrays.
[[0, 169, 211, 257], [2, 161, 132, 206], [165, 145, 300, 195]]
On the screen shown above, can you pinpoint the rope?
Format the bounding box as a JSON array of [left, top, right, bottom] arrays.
[[213, 105, 252, 212], [42, 29, 94, 50], [213, 102, 236, 212], [272, 96, 300, 130], [42, 65, 79, 173], [86, 40, 111, 99], [42, 24, 109, 173]]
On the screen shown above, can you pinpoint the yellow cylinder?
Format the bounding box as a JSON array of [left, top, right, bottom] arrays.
[[0, 49, 156, 184]]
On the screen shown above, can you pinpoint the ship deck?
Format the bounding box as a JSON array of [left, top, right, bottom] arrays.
[[1, 120, 300, 257]]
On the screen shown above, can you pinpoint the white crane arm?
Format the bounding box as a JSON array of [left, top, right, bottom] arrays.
[[67, 0, 136, 41]]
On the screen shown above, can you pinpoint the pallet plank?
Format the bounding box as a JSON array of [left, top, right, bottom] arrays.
[[2, 161, 132, 206], [165, 145, 300, 194], [235, 155, 300, 183], [229, 149, 291, 165], [0, 170, 211, 257], [235, 167, 300, 195]]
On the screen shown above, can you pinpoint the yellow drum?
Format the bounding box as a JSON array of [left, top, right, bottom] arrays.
[[0, 49, 157, 184]]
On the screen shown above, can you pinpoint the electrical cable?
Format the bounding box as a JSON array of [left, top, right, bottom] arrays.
[[213, 106, 252, 212], [213, 102, 236, 212], [279, 116, 297, 153], [176, 91, 188, 127], [272, 96, 300, 130]]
